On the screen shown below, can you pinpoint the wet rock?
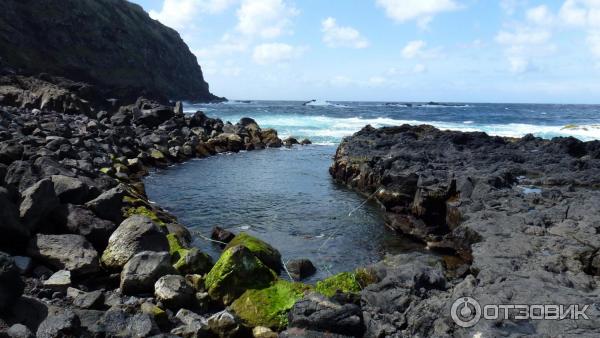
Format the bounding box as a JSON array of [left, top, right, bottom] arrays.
[[101, 215, 169, 270], [211, 226, 235, 245], [260, 129, 282, 148], [315, 269, 377, 297], [0, 252, 25, 313], [154, 274, 194, 310], [28, 234, 99, 276], [287, 259, 316, 281], [36, 309, 81, 338], [85, 185, 125, 223], [287, 292, 363, 336], [225, 232, 282, 272], [283, 137, 299, 147], [19, 178, 59, 232], [205, 246, 277, 305], [230, 280, 311, 331], [120, 251, 175, 295], [50, 175, 89, 204], [300, 139, 312, 145]]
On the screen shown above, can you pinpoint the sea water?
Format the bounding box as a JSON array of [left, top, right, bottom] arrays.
[[144, 101, 600, 281]]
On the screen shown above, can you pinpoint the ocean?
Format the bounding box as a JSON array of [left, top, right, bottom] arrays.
[[144, 100, 600, 282]]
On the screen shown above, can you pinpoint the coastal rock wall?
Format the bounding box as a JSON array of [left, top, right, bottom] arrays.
[[0, 0, 220, 102], [330, 124, 600, 337]]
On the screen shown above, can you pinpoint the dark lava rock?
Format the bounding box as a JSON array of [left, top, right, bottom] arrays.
[[154, 274, 195, 310], [72, 290, 104, 310], [331, 125, 600, 337], [19, 178, 59, 233], [50, 175, 90, 204], [211, 226, 235, 245], [100, 215, 169, 270], [36, 309, 81, 338], [85, 186, 125, 224], [0, 252, 25, 313], [91, 308, 159, 337], [27, 234, 100, 276], [120, 251, 175, 295], [288, 293, 363, 337], [56, 204, 116, 251], [286, 259, 317, 281]]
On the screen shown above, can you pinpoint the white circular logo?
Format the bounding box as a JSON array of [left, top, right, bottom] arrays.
[[451, 297, 482, 328]]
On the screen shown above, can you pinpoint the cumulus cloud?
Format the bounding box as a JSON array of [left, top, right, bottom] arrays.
[[236, 0, 299, 39], [252, 43, 304, 65], [375, 0, 460, 28], [321, 17, 369, 49], [150, 0, 236, 29], [526, 5, 554, 26], [401, 40, 426, 58]]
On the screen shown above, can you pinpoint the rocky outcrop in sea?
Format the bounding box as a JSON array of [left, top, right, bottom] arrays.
[[330, 124, 600, 337]]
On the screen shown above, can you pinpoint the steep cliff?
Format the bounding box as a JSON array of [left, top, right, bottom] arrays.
[[0, 0, 221, 102]]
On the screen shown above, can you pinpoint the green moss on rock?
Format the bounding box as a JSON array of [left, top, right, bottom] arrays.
[[315, 268, 378, 297], [205, 245, 277, 305], [167, 234, 213, 274], [123, 206, 165, 226], [225, 232, 282, 272], [231, 280, 312, 331]]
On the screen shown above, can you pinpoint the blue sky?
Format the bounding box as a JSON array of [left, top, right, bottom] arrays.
[[131, 0, 600, 103]]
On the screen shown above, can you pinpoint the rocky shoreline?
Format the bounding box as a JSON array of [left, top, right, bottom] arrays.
[[330, 124, 600, 337], [2, 72, 600, 338], [0, 74, 325, 338]]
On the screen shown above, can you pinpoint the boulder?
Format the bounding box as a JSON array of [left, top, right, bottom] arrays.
[[260, 129, 282, 148], [6, 323, 34, 338], [283, 137, 299, 147], [120, 251, 175, 295], [51, 175, 89, 204], [43, 270, 72, 290], [19, 178, 59, 232], [4, 160, 39, 192], [171, 308, 211, 337], [12, 256, 33, 274], [0, 252, 25, 313], [230, 280, 312, 331], [210, 226, 235, 245], [207, 310, 242, 338], [205, 246, 277, 305], [167, 233, 213, 275], [140, 302, 169, 328], [315, 269, 377, 297], [36, 309, 81, 338], [300, 139, 312, 145], [287, 259, 317, 281], [100, 215, 169, 270], [225, 232, 282, 272], [59, 204, 116, 251], [28, 234, 99, 276], [154, 274, 195, 310], [72, 290, 104, 309], [0, 187, 26, 242], [252, 326, 278, 338], [85, 185, 125, 223], [279, 327, 353, 338], [92, 308, 159, 337], [287, 293, 363, 336]]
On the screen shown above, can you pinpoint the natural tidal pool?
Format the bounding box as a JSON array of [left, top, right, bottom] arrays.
[[144, 145, 422, 282]]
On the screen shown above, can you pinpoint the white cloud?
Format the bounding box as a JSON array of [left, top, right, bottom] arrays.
[[526, 5, 554, 26], [495, 28, 551, 45], [375, 0, 460, 28], [150, 0, 236, 29], [413, 63, 427, 73], [401, 40, 426, 58], [252, 43, 304, 65], [321, 17, 369, 49], [587, 30, 600, 57], [236, 0, 299, 39], [500, 0, 524, 15]]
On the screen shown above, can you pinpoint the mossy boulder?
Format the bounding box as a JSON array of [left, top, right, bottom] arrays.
[[167, 234, 213, 275], [225, 233, 282, 272], [123, 206, 165, 226], [205, 245, 277, 305], [315, 268, 378, 297], [230, 280, 312, 331]]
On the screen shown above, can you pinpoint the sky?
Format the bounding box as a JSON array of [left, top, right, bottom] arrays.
[[130, 0, 600, 103]]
